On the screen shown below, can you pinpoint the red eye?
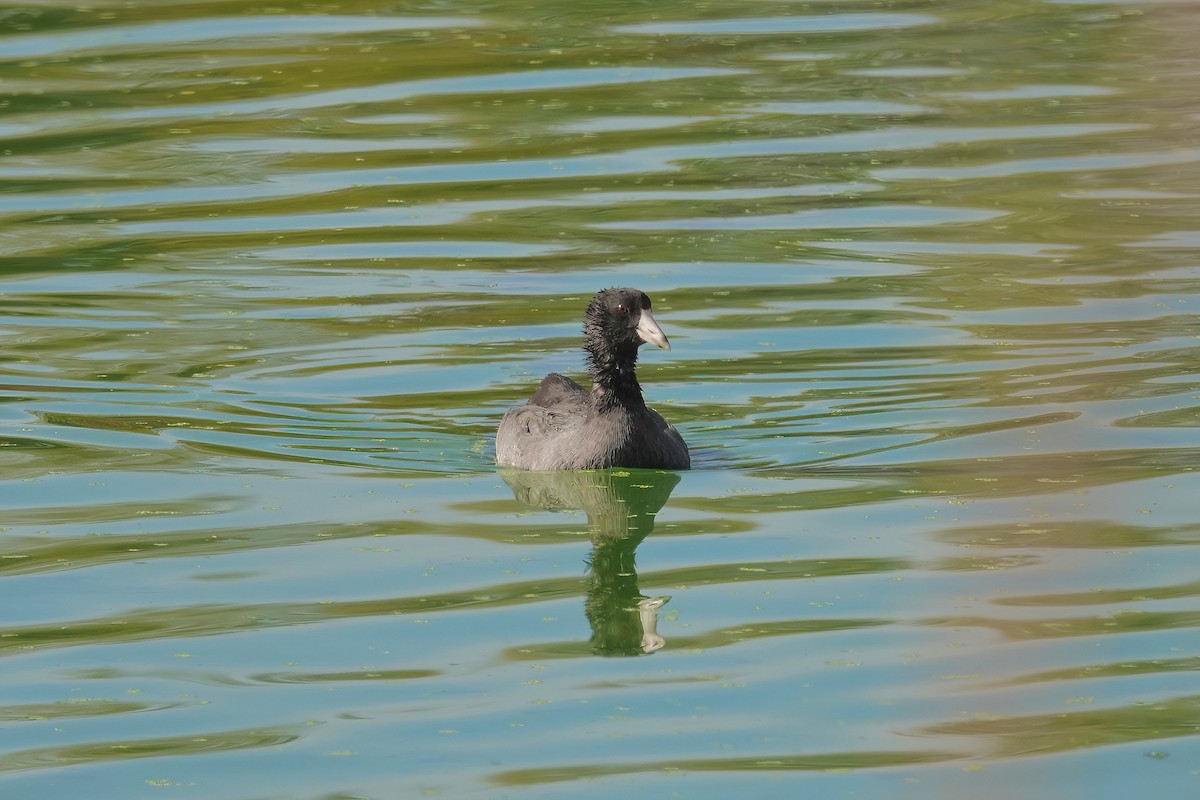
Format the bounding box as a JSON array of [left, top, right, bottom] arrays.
[[616, 303, 629, 315]]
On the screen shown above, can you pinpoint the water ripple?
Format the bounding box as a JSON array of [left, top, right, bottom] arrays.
[[2, 1, 1199, 797]]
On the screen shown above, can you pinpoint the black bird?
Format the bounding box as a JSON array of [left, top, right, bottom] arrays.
[[496, 288, 690, 470]]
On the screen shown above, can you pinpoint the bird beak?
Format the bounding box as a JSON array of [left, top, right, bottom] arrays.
[[635, 309, 671, 350]]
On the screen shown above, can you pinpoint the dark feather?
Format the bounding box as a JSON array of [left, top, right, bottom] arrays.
[[496, 288, 690, 471]]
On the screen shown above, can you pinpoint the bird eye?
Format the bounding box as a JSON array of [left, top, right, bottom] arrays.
[[616, 303, 629, 315]]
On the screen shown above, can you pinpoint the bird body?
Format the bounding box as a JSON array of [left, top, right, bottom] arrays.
[[496, 289, 690, 471]]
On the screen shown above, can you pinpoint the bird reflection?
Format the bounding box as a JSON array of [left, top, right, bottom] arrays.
[[500, 468, 680, 656]]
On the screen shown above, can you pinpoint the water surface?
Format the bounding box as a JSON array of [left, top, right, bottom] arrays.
[[2, 0, 1199, 797]]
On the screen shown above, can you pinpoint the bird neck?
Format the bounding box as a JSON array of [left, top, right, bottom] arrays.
[[586, 344, 645, 410]]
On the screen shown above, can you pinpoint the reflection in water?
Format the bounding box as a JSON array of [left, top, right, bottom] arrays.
[[502, 469, 679, 656]]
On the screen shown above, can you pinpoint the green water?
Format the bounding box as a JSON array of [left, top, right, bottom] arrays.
[[2, 0, 1199, 797]]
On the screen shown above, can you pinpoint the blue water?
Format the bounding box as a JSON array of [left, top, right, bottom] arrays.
[[1, 0, 1199, 797]]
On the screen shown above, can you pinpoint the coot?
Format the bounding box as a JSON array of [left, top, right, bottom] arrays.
[[495, 288, 690, 470]]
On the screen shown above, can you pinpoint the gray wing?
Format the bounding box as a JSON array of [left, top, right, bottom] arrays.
[[496, 373, 589, 469], [528, 373, 587, 408]]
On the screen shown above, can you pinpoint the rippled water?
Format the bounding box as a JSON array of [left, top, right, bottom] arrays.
[[2, 0, 1199, 797]]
